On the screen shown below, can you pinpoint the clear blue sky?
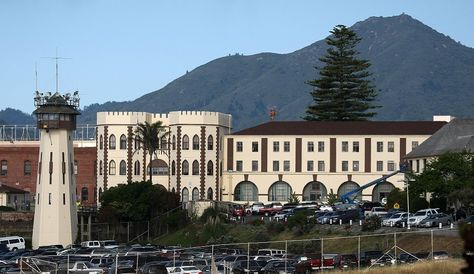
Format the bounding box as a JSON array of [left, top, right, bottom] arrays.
[[1, 0, 473, 114]]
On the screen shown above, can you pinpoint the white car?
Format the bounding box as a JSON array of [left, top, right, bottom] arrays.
[[408, 208, 439, 226], [273, 208, 292, 221], [382, 212, 412, 226], [169, 266, 202, 274]]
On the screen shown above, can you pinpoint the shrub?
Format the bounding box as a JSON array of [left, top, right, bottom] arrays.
[[362, 215, 382, 231], [0, 206, 15, 212], [250, 218, 264, 226], [266, 221, 286, 234], [199, 207, 220, 223]]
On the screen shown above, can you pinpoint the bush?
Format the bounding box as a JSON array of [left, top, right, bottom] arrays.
[[287, 212, 314, 234], [266, 221, 286, 234], [250, 218, 264, 226], [362, 215, 382, 231], [199, 207, 220, 223], [0, 206, 15, 212]]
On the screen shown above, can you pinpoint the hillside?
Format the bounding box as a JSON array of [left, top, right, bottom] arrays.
[[2, 14, 474, 130]]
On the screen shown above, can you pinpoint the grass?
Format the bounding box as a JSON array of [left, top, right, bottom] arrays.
[[332, 259, 465, 273]]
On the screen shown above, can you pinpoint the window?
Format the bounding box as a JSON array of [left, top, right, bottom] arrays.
[[63, 193, 66, 205], [416, 160, 420, 173], [387, 161, 395, 171], [182, 135, 189, 150], [192, 135, 199, 150], [207, 188, 213, 200], [119, 160, 126, 175], [412, 141, 419, 150], [48, 193, 51, 205], [99, 135, 103, 150], [252, 142, 258, 152], [376, 161, 383, 171], [307, 141, 314, 152], [109, 135, 116, 149], [236, 142, 243, 152], [283, 160, 290, 171], [192, 160, 199, 175], [99, 160, 103, 175], [376, 142, 383, 152], [353, 141, 359, 152], [268, 181, 292, 201], [161, 136, 168, 150], [236, 161, 243, 172], [252, 160, 258, 172], [272, 161, 279, 172], [207, 161, 214, 175], [307, 160, 314, 171], [81, 187, 88, 202], [172, 135, 176, 150], [342, 161, 349, 171], [74, 160, 78, 175], [182, 188, 189, 202], [109, 161, 116, 175], [192, 188, 199, 201], [273, 141, 279, 152], [24, 160, 31, 175], [234, 181, 258, 201], [388, 141, 395, 152], [182, 160, 189, 175], [284, 141, 290, 152], [207, 135, 213, 150], [134, 138, 141, 150], [318, 161, 325, 171], [171, 161, 176, 175], [120, 134, 127, 149], [1, 160, 7, 176], [134, 161, 140, 175], [342, 141, 349, 152], [353, 161, 359, 171], [318, 141, 325, 152]]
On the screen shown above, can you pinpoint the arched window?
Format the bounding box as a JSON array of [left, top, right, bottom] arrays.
[[207, 187, 213, 200], [207, 160, 214, 175], [81, 187, 89, 202], [171, 161, 176, 175], [192, 187, 199, 201], [192, 135, 199, 150], [182, 187, 189, 202], [134, 138, 140, 150], [303, 181, 327, 201], [337, 181, 362, 201], [172, 135, 176, 150], [99, 160, 103, 175], [134, 160, 140, 175], [109, 135, 116, 149], [192, 160, 199, 175], [119, 160, 126, 175], [109, 160, 116, 175], [182, 135, 189, 150], [24, 160, 32, 175], [99, 135, 103, 150], [234, 181, 258, 201], [182, 160, 189, 175], [0, 160, 7, 176], [120, 134, 127, 149], [161, 136, 168, 150], [207, 135, 214, 150], [372, 182, 395, 202], [99, 187, 103, 201], [268, 181, 292, 201]]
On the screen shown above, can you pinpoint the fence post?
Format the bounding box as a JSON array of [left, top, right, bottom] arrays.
[[211, 245, 214, 273], [431, 229, 434, 260], [115, 253, 118, 274], [285, 240, 288, 274], [321, 238, 324, 273], [147, 221, 150, 242], [357, 236, 361, 270], [67, 254, 70, 274], [127, 222, 130, 243], [247, 242, 250, 271], [394, 232, 397, 265]]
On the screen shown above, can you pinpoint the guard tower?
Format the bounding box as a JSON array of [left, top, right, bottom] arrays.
[[32, 91, 80, 249]]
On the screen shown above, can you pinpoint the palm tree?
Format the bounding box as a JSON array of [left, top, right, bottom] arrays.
[[134, 121, 168, 182]]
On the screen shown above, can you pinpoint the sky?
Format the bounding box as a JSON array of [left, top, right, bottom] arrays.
[[1, 1, 473, 114]]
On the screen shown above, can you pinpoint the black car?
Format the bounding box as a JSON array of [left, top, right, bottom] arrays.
[[232, 260, 262, 274], [334, 254, 358, 269], [260, 260, 296, 274], [331, 209, 360, 224]]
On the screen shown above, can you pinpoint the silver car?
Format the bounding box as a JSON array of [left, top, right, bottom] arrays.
[[418, 213, 452, 228]]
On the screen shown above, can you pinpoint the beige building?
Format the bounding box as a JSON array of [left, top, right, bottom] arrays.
[[222, 120, 446, 204], [96, 111, 232, 201]]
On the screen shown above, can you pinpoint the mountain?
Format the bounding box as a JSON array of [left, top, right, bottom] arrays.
[[0, 108, 35, 125], [2, 14, 474, 130]]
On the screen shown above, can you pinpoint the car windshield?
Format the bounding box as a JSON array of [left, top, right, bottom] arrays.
[[391, 213, 402, 219], [414, 211, 427, 216]]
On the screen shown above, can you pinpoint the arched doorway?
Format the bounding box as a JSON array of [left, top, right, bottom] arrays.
[[303, 181, 327, 201], [372, 182, 395, 202], [234, 181, 258, 201], [337, 181, 362, 201], [268, 181, 292, 202]]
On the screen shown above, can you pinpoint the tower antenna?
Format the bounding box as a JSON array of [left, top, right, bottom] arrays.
[[35, 62, 38, 91], [42, 49, 71, 92]]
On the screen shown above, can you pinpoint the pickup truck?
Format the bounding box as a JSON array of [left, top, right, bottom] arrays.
[[366, 207, 387, 217], [61, 261, 104, 274], [245, 202, 264, 214], [294, 254, 336, 273], [258, 203, 283, 216]]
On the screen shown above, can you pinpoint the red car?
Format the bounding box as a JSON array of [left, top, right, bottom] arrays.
[[232, 205, 246, 217], [258, 203, 283, 216], [294, 253, 337, 273]]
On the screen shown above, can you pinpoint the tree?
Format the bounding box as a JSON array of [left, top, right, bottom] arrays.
[[134, 121, 168, 182], [410, 151, 474, 211], [305, 25, 379, 121]]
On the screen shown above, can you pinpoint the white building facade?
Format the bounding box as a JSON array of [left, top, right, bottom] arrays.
[[96, 111, 232, 201], [222, 121, 446, 204]]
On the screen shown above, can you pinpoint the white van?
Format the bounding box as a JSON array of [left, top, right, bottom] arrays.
[[0, 236, 26, 251], [81, 240, 101, 248], [257, 249, 286, 257]]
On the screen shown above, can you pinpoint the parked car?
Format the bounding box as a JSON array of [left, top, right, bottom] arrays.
[[330, 209, 360, 224], [408, 208, 439, 226], [294, 253, 336, 273], [273, 209, 293, 221], [418, 213, 453, 228], [231, 260, 262, 274], [260, 260, 296, 274], [245, 202, 264, 215], [259, 203, 283, 216], [101, 240, 119, 249], [465, 215, 474, 224], [382, 212, 412, 226], [201, 264, 224, 274], [334, 254, 358, 270], [367, 207, 387, 217], [432, 251, 449, 260], [317, 212, 337, 224], [169, 266, 202, 274], [361, 202, 383, 213], [359, 250, 385, 267]]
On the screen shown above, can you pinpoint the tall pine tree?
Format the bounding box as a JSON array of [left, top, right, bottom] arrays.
[[305, 25, 379, 121]]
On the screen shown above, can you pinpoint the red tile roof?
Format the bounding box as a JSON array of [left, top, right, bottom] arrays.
[[233, 121, 446, 136]]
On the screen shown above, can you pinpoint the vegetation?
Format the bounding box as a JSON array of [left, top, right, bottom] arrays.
[[305, 25, 379, 121], [386, 188, 429, 213], [134, 121, 168, 182], [361, 215, 382, 232], [331, 259, 464, 274], [0, 206, 15, 212], [410, 152, 474, 213]]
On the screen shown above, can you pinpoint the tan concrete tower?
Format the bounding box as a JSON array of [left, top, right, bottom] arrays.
[[32, 91, 80, 249]]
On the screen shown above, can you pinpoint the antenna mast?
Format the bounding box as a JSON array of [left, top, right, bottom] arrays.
[[42, 49, 71, 93]]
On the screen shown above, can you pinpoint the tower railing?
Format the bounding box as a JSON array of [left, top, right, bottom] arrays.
[[0, 124, 96, 142]]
